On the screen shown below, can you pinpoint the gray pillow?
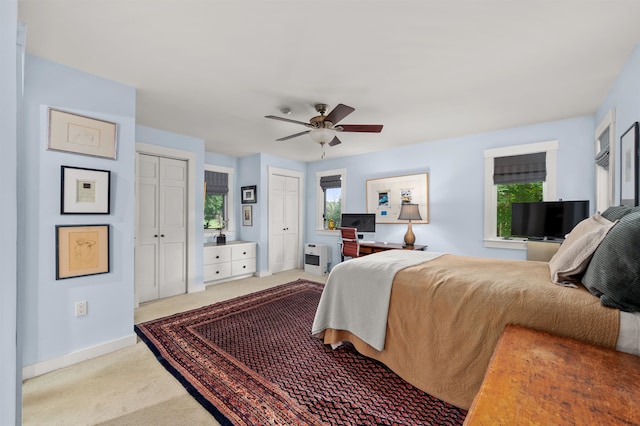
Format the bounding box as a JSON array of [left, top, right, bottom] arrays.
[[582, 211, 640, 312], [600, 205, 640, 221]]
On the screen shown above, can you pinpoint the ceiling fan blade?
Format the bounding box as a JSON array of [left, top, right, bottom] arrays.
[[276, 130, 310, 141], [324, 104, 355, 125], [265, 115, 310, 127], [337, 124, 383, 133], [328, 136, 342, 146]]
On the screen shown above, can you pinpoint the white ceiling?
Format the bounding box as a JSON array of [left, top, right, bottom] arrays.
[[18, 1, 640, 162]]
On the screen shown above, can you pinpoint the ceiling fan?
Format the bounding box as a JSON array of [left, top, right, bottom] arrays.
[[265, 103, 383, 148]]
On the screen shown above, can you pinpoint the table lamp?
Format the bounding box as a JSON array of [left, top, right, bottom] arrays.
[[398, 203, 422, 247]]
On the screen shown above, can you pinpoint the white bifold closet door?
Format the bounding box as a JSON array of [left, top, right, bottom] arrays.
[[269, 173, 299, 273], [135, 154, 187, 303]]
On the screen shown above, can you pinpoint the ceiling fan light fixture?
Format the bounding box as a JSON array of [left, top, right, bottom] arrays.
[[309, 128, 335, 144]]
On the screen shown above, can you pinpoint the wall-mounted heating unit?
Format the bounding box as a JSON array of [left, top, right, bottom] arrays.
[[304, 243, 331, 275]]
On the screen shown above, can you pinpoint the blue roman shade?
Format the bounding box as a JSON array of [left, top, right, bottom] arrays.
[[205, 171, 228, 195]]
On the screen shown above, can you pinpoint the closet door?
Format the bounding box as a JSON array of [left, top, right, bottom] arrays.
[[269, 173, 300, 273], [135, 154, 187, 303]]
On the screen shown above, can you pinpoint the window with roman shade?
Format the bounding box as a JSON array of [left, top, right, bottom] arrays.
[[205, 170, 229, 195], [493, 152, 547, 185], [595, 127, 610, 169], [319, 174, 342, 191]]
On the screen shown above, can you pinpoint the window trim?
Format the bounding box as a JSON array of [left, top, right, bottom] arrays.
[[316, 168, 346, 235], [204, 164, 235, 237], [483, 140, 558, 249]]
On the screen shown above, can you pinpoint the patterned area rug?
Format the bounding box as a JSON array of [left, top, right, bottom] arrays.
[[135, 279, 467, 425]]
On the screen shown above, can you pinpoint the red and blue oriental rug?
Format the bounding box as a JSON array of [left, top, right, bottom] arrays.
[[134, 279, 466, 425]]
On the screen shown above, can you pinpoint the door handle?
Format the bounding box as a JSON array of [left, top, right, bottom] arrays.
[[160, 234, 165, 237], [154, 234, 158, 238]]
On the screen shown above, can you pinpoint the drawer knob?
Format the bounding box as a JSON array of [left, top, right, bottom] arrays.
[[243, 251, 247, 255], [216, 271, 219, 274], [243, 265, 246, 269], [216, 255, 220, 259]]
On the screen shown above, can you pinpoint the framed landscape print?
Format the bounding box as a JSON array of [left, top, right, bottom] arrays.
[[620, 122, 639, 207], [56, 224, 110, 280], [48, 108, 118, 159], [61, 166, 111, 214]]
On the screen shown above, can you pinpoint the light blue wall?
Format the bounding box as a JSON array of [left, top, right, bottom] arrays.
[[19, 55, 136, 366], [306, 116, 596, 268], [1, 1, 19, 423], [596, 41, 640, 204], [136, 125, 206, 287]]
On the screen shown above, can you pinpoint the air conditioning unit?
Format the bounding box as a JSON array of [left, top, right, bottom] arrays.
[[304, 243, 331, 275]]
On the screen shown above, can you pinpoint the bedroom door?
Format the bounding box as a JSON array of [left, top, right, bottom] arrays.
[[135, 154, 187, 303], [269, 170, 301, 273]]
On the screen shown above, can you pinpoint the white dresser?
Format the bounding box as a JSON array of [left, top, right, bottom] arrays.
[[204, 241, 257, 284]]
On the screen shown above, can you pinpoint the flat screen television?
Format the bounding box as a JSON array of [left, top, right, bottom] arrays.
[[340, 213, 376, 233], [511, 200, 589, 239]]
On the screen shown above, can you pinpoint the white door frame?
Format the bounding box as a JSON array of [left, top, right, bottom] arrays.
[[135, 142, 197, 306], [268, 166, 304, 273]]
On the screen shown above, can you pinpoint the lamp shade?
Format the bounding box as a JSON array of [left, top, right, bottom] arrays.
[[309, 128, 336, 144], [398, 203, 422, 221]]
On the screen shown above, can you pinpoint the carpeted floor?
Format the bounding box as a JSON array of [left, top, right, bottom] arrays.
[[135, 279, 467, 425]]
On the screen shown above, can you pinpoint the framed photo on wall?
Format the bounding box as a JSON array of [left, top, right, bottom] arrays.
[[61, 166, 111, 214], [48, 108, 118, 159], [56, 224, 110, 280], [242, 205, 253, 226], [620, 122, 639, 207], [241, 185, 257, 203]]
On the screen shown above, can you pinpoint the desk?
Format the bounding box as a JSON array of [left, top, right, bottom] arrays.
[[464, 325, 640, 425], [358, 241, 426, 255]]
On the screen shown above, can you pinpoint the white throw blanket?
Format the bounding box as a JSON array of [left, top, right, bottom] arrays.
[[312, 250, 444, 351]]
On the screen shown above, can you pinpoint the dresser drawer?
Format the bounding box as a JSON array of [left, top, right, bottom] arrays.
[[204, 262, 232, 282], [204, 246, 231, 264], [231, 244, 256, 260], [231, 259, 256, 276]]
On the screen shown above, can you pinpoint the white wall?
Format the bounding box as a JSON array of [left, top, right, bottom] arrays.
[[1, 0, 19, 423], [19, 55, 136, 369], [306, 116, 596, 268]]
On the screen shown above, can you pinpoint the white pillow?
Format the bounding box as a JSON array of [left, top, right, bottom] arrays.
[[548, 213, 616, 287]]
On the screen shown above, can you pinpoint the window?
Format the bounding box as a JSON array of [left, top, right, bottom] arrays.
[[595, 109, 615, 212], [484, 141, 558, 248], [317, 169, 346, 232], [204, 165, 234, 233]]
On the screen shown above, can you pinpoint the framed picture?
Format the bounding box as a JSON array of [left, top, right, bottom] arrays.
[[56, 224, 110, 280], [241, 185, 257, 204], [620, 122, 639, 207], [61, 166, 111, 214], [366, 173, 429, 224], [48, 108, 118, 159], [242, 205, 253, 226]]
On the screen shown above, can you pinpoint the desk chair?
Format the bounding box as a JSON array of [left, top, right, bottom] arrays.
[[340, 227, 360, 260]]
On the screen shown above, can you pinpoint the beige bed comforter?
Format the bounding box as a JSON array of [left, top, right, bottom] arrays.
[[318, 254, 619, 410]]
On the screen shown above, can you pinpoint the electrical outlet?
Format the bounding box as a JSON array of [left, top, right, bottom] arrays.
[[75, 301, 87, 317]]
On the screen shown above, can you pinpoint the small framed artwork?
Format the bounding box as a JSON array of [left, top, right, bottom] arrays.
[[241, 185, 257, 204], [48, 108, 118, 159], [242, 205, 253, 226], [620, 122, 639, 207], [56, 224, 110, 280], [61, 166, 111, 214]]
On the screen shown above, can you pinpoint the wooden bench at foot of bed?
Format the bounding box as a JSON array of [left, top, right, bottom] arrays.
[[464, 325, 640, 425]]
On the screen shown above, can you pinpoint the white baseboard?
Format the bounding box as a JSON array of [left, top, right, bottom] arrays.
[[22, 333, 137, 380], [255, 271, 272, 278]]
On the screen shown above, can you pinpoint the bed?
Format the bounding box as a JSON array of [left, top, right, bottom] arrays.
[[312, 206, 640, 410]]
